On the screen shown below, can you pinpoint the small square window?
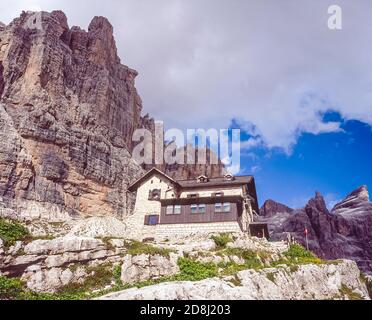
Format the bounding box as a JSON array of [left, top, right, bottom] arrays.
[[166, 205, 174, 215], [145, 215, 159, 225], [190, 204, 198, 214], [174, 205, 181, 214], [215, 203, 222, 213], [148, 215, 158, 225], [198, 204, 206, 213], [223, 203, 231, 212]]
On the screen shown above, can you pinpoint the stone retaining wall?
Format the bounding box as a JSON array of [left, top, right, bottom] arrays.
[[155, 222, 242, 240]]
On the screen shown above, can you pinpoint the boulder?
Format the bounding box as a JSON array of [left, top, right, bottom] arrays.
[[22, 265, 88, 293], [121, 254, 179, 285]]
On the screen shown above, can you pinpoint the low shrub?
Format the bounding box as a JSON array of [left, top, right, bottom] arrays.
[[210, 233, 233, 249], [175, 257, 218, 281], [283, 244, 322, 265]]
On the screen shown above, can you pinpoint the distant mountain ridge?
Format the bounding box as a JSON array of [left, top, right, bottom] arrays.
[[258, 185, 372, 274]]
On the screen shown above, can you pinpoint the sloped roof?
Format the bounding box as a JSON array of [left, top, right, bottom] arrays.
[[127, 168, 179, 192], [178, 175, 253, 188]]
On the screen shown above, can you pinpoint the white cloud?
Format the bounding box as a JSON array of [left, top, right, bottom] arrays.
[[1, 0, 372, 152]]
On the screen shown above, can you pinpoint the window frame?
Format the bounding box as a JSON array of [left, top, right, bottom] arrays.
[[215, 203, 222, 213], [223, 202, 231, 213], [190, 203, 206, 214], [144, 214, 159, 226], [190, 204, 198, 214], [198, 203, 206, 214], [174, 204, 182, 214], [166, 204, 182, 215]]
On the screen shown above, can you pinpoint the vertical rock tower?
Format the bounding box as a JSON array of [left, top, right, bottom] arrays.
[[0, 11, 151, 220]]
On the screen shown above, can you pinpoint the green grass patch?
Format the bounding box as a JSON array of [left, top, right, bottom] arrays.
[[218, 261, 249, 276], [0, 276, 25, 300], [270, 244, 323, 269], [0, 219, 29, 247], [175, 257, 218, 281], [125, 241, 173, 257], [113, 265, 122, 286]]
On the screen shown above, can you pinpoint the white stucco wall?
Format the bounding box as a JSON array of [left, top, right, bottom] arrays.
[[124, 173, 251, 240]]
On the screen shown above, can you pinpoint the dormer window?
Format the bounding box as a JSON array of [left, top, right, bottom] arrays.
[[187, 193, 199, 199], [224, 174, 235, 181], [197, 175, 209, 183], [148, 189, 161, 200], [212, 192, 224, 197]]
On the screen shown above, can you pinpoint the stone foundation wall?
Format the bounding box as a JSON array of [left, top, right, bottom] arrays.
[[155, 222, 242, 239]]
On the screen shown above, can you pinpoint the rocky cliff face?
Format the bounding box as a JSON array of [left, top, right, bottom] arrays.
[[154, 145, 226, 180], [259, 186, 372, 274], [0, 10, 152, 221], [0, 11, 227, 222]]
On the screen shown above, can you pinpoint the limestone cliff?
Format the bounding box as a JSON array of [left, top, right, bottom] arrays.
[[0, 11, 152, 220], [0, 11, 227, 222]]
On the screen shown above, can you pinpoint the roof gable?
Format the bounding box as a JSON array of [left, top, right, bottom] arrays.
[[127, 168, 179, 192]]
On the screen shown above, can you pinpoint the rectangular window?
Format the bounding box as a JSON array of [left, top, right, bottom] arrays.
[[215, 203, 222, 213], [190, 204, 206, 214], [148, 215, 159, 225], [198, 204, 206, 214], [213, 192, 224, 197], [174, 205, 181, 214], [190, 204, 198, 214], [166, 205, 174, 215], [144, 215, 159, 225], [223, 202, 231, 212], [166, 205, 182, 215]]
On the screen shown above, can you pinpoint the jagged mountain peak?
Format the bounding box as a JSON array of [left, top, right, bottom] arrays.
[[346, 185, 369, 202], [260, 199, 294, 217], [306, 191, 329, 215], [332, 185, 370, 213]]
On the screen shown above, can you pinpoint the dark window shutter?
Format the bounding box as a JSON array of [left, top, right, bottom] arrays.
[[144, 215, 150, 225]]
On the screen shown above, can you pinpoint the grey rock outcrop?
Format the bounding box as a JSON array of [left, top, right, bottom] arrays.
[[99, 260, 370, 300], [121, 253, 179, 285], [0, 236, 125, 281]]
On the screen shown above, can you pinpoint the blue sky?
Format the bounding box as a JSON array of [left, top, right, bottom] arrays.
[[235, 114, 372, 208]]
